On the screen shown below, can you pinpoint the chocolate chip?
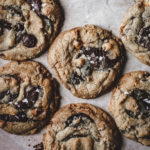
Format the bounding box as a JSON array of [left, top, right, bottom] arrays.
[[0, 91, 8, 100], [67, 72, 84, 85], [138, 26, 150, 50], [0, 90, 18, 103], [15, 33, 23, 44], [126, 89, 150, 119], [41, 16, 53, 39], [0, 25, 3, 36], [15, 86, 42, 109], [26, 0, 42, 15], [0, 112, 28, 122], [62, 134, 88, 142], [143, 136, 150, 139], [14, 23, 24, 32], [81, 47, 118, 69], [0, 20, 12, 30], [26, 86, 40, 103], [22, 34, 37, 48], [65, 113, 94, 128], [3, 6, 23, 17], [125, 109, 139, 119], [15, 99, 33, 109]]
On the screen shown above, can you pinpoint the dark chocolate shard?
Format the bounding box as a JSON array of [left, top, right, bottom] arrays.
[[26, 0, 42, 15], [125, 89, 150, 119], [22, 34, 37, 48], [14, 23, 24, 32], [15, 86, 42, 109], [0, 19, 12, 30], [125, 109, 139, 119], [67, 72, 84, 85], [0, 111, 28, 122], [62, 134, 89, 142], [138, 26, 150, 50], [65, 113, 94, 128], [81, 46, 118, 69]]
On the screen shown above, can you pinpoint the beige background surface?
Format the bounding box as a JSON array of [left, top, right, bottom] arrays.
[[0, 0, 149, 149]]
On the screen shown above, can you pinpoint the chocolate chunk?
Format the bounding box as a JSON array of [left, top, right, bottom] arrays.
[[126, 89, 150, 118], [65, 113, 94, 127], [130, 89, 150, 110], [22, 34, 37, 48], [15, 86, 42, 109], [15, 99, 33, 109], [81, 47, 118, 69], [0, 20, 12, 30], [26, 86, 40, 103], [62, 134, 88, 142], [125, 109, 139, 119], [41, 16, 53, 39], [0, 24, 3, 35], [14, 23, 24, 32], [76, 53, 82, 59], [0, 112, 28, 122], [15, 33, 23, 44], [3, 6, 25, 21], [26, 0, 42, 15], [0, 91, 8, 100], [0, 90, 18, 103], [67, 72, 84, 85], [138, 26, 150, 50], [143, 136, 150, 139]]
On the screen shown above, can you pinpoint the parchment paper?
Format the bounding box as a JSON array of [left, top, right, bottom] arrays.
[[0, 0, 149, 150]]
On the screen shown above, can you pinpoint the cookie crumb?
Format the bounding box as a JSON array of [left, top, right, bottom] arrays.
[[33, 143, 43, 150]]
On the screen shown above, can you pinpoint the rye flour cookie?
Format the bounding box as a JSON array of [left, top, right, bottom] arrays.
[[0, 0, 64, 60], [0, 61, 60, 134], [43, 103, 121, 150], [109, 71, 150, 146], [48, 25, 126, 99], [120, 0, 150, 66]]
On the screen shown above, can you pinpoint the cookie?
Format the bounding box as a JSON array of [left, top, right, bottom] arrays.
[[43, 103, 121, 150], [48, 25, 126, 99], [109, 71, 150, 146], [120, 0, 150, 66], [0, 0, 64, 60], [0, 61, 60, 134]]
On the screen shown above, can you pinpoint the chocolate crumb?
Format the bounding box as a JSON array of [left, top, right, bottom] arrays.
[[33, 143, 43, 150]]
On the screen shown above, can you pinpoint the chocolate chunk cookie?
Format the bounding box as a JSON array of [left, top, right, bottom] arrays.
[[48, 25, 126, 99], [0, 0, 64, 60], [0, 61, 60, 134], [109, 71, 150, 146], [120, 0, 150, 66], [43, 103, 121, 150]]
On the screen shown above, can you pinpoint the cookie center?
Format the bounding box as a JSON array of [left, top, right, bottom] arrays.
[[68, 46, 118, 85]]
